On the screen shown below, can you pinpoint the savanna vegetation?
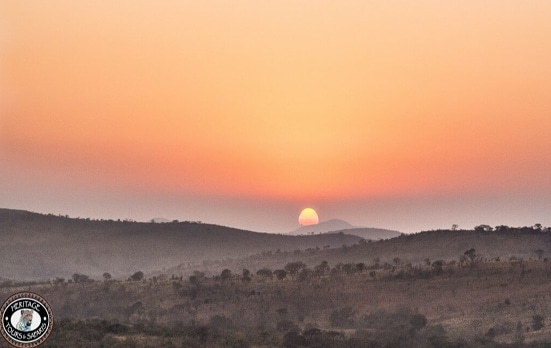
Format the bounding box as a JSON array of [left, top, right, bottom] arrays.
[[2, 241, 551, 347], [2, 209, 551, 347]]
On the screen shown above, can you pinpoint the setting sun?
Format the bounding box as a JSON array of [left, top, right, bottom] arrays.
[[298, 208, 319, 226]]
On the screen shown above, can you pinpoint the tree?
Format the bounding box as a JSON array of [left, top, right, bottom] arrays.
[[532, 314, 544, 331], [72, 273, 90, 283], [356, 263, 366, 272], [284, 261, 307, 276], [431, 260, 444, 275], [464, 248, 477, 263], [102, 272, 112, 281], [451, 224, 459, 231], [256, 268, 273, 279], [410, 314, 428, 331], [242, 268, 251, 282], [314, 260, 330, 276], [393, 257, 402, 267], [475, 224, 492, 232], [274, 269, 287, 280], [129, 271, 144, 281], [342, 263, 357, 275], [220, 269, 232, 281]]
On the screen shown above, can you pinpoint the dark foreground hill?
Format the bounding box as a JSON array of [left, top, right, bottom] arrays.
[[0, 208, 361, 280]]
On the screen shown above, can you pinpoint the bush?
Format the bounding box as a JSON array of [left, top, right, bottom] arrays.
[[410, 314, 428, 331], [532, 315, 545, 331], [129, 271, 144, 281]]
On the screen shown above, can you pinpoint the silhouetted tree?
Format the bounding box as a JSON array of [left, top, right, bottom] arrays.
[[102, 272, 112, 281], [129, 271, 144, 281], [475, 224, 492, 232], [220, 269, 232, 281]]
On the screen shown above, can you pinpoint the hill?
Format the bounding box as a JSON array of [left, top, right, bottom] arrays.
[[164, 227, 551, 278], [2, 259, 551, 346], [334, 227, 402, 240], [291, 219, 401, 240], [0, 208, 361, 281], [291, 219, 355, 234]]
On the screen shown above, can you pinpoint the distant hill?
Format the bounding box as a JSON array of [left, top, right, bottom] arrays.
[[226, 228, 551, 274], [337, 227, 402, 240], [291, 219, 354, 234], [0, 208, 361, 280], [291, 219, 401, 240]]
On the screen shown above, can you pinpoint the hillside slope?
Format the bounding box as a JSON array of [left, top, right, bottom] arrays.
[[186, 227, 551, 277], [0, 208, 361, 280]]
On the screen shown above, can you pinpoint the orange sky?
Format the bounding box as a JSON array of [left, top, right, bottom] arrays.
[[1, 2, 551, 232]]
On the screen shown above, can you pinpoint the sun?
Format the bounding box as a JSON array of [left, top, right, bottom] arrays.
[[298, 208, 319, 226]]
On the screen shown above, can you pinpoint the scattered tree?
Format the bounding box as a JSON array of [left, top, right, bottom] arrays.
[[72, 273, 90, 283], [220, 269, 232, 281], [274, 269, 287, 280], [410, 314, 428, 331], [532, 315, 544, 331], [284, 261, 307, 276], [314, 260, 330, 276], [256, 268, 273, 279], [129, 271, 144, 281], [475, 224, 493, 232]]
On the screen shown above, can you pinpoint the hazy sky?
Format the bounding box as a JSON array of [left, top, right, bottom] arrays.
[[1, 1, 551, 233]]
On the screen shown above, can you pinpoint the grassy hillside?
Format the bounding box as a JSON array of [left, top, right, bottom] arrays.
[[0, 209, 361, 280], [163, 227, 551, 279], [1, 259, 550, 347]]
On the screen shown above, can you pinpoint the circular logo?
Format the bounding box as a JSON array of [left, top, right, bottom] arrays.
[[1, 292, 53, 347]]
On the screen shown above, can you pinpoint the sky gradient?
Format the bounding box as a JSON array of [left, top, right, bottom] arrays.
[[1, 1, 551, 233]]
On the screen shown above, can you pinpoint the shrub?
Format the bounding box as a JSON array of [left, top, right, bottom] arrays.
[[410, 314, 428, 331], [532, 315, 544, 331], [129, 271, 144, 281]]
